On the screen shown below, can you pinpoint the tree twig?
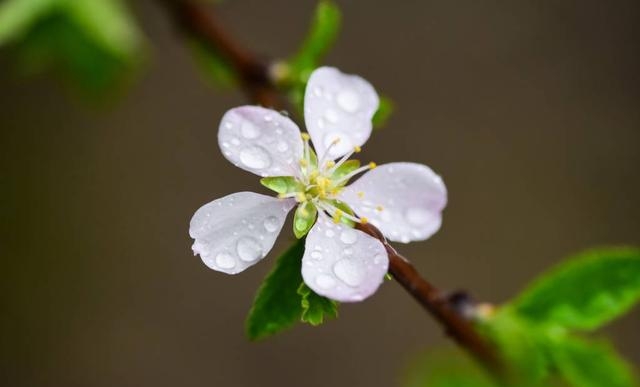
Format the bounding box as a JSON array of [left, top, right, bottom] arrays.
[[160, 0, 504, 379]]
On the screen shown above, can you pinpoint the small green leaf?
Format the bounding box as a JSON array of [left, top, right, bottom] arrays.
[[331, 159, 360, 182], [297, 283, 338, 326], [288, 1, 341, 77], [245, 239, 305, 341], [373, 95, 394, 129], [550, 336, 638, 387], [260, 176, 300, 195], [510, 247, 640, 330], [293, 202, 317, 238]]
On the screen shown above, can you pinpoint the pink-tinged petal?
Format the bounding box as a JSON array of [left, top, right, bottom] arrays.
[[218, 106, 303, 177], [340, 162, 447, 243], [189, 192, 295, 274], [301, 215, 388, 302], [304, 67, 379, 160]]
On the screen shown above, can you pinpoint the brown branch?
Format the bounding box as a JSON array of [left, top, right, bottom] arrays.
[[160, 0, 505, 380]]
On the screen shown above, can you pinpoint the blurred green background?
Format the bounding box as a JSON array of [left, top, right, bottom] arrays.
[[1, 1, 639, 386]]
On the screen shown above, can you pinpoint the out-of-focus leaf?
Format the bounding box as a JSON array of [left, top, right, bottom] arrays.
[[297, 283, 338, 326], [288, 0, 341, 78], [1, 0, 144, 95], [373, 95, 394, 129], [245, 239, 305, 341], [509, 247, 640, 331], [188, 38, 238, 89], [0, 0, 55, 45], [479, 309, 550, 383], [403, 349, 495, 387], [65, 0, 142, 58], [551, 336, 638, 387]]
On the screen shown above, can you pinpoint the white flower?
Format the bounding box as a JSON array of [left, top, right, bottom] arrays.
[[189, 67, 447, 302]]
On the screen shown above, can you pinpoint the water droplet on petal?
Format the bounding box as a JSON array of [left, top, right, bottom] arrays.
[[263, 216, 279, 232], [310, 251, 323, 260], [231, 137, 240, 146], [325, 108, 339, 123], [240, 121, 260, 139], [325, 229, 335, 238], [405, 207, 431, 226], [236, 237, 263, 262], [215, 252, 236, 269], [343, 248, 353, 256], [340, 229, 358, 244], [315, 274, 336, 289], [276, 140, 289, 152], [239, 146, 271, 169], [337, 89, 361, 113], [373, 254, 385, 265], [333, 259, 365, 287]]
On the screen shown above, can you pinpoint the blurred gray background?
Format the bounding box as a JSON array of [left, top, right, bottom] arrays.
[[2, 1, 639, 386]]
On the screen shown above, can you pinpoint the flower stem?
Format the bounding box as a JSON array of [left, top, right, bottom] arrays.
[[160, 0, 505, 380]]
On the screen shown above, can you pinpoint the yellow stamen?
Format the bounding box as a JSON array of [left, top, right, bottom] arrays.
[[357, 191, 365, 199], [301, 132, 310, 141], [376, 205, 384, 212], [368, 162, 377, 169], [299, 159, 308, 167], [354, 146, 362, 153], [325, 160, 335, 168], [360, 217, 369, 224], [333, 209, 343, 224]]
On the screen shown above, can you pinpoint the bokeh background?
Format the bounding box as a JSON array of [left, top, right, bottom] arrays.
[[2, 1, 639, 386]]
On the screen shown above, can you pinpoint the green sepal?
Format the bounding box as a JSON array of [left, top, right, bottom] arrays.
[[260, 176, 301, 195], [245, 239, 305, 341], [331, 159, 360, 185], [297, 282, 338, 326], [293, 202, 317, 238], [327, 199, 355, 227]]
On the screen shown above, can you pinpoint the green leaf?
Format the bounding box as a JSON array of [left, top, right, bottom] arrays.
[[479, 309, 550, 383], [293, 202, 317, 238], [245, 239, 305, 341], [373, 95, 394, 129], [260, 176, 301, 195], [403, 349, 496, 387], [288, 0, 341, 77], [510, 247, 640, 330], [550, 336, 638, 387], [0, 0, 55, 45], [297, 283, 338, 326], [65, 0, 142, 59]]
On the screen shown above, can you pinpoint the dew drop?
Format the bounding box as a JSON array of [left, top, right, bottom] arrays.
[[236, 237, 263, 262], [310, 251, 323, 260], [333, 259, 365, 287], [339, 229, 358, 244], [325, 229, 335, 238], [373, 254, 385, 265], [240, 121, 260, 139], [337, 89, 361, 113], [231, 137, 240, 146], [315, 274, 336, 289], [239, 146, 271, 169], [263, 216, 279, 232], [276, 140, 289, 152], [264, 115, 273, 122], [215, 252, 236, 269], [224, 122, 233, 129], [343, 248, 353, 256], [405, 207, 431, 226], [222, 142, 230, 148], [325, 108, 339, 124]]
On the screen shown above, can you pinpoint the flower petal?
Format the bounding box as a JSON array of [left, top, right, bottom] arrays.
[[301, 215, 388, 302], [189, 192, 295, 274], [340, 162, 447, 243], [304, 67, 379, 160], [218, 106, 303, 177]]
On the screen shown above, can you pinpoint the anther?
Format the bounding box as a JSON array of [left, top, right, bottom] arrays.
[[376, 205, 384, 212], [368, 162, 377, 169], [357, 191, 365, 199], [301, 133, 310, 141], [354, 146, 362, 153], [360, 217, 369, 224]]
